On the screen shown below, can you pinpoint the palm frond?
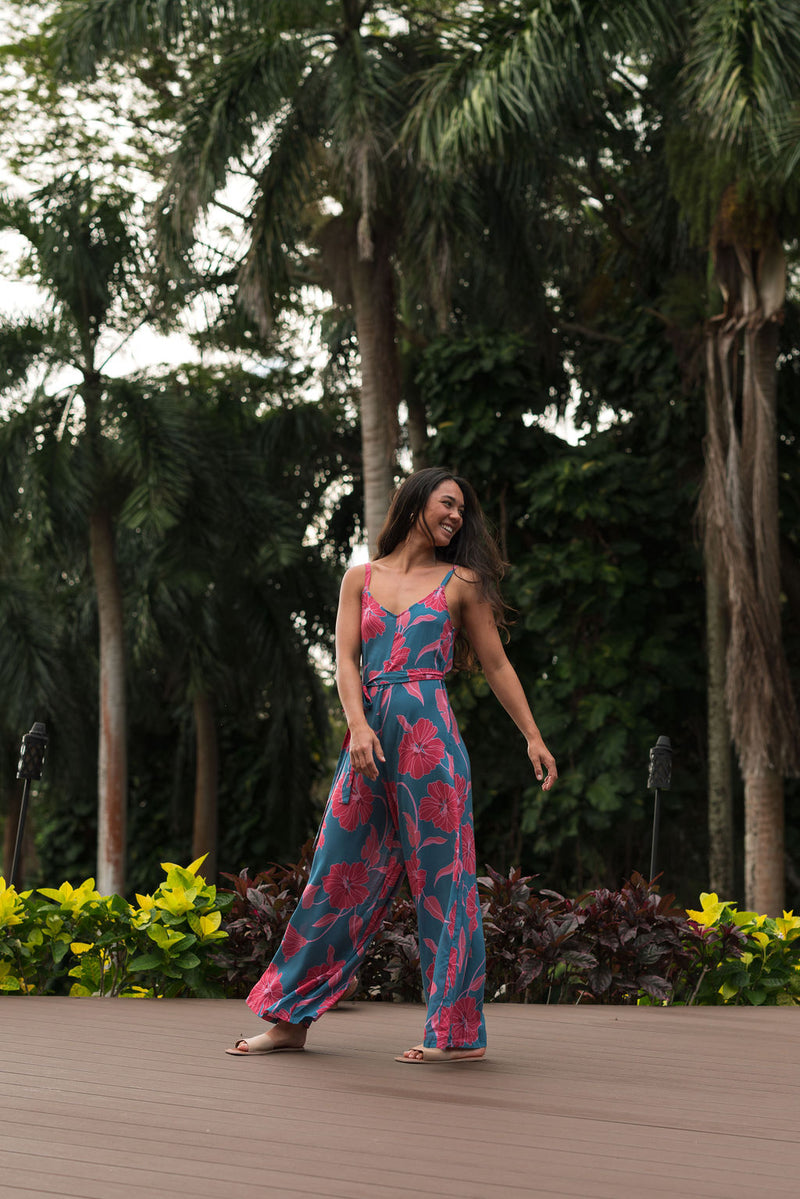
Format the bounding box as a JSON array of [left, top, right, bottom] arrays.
[[0, 556, 65, 725], [0, 316, 53, 393], [237, 105, 325, 327], [325, 31, 410, 254], [683, 0, 800, 159], [105, 378, 198, 534], [154, 36, 307, 271], [2, 178, 142, 345], [404, 0, 678, 166], [47, 0, 219, 77]]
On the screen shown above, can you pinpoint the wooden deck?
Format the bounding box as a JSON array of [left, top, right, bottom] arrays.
[[1, 998, 798, 1198]]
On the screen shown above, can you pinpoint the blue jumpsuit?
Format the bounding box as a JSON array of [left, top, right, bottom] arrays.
[[246, 564, 487, 1049]]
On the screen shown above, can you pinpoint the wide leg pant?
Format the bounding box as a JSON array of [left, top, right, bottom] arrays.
[[246, 680, 486, 1050]]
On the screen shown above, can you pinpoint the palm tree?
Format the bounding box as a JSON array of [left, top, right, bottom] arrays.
[[674, 2, 800, 912], [123, 365, 351, 880], [0, 176, 196, 893], [406, 0, 800, 913], [46, 0, 474, 548]]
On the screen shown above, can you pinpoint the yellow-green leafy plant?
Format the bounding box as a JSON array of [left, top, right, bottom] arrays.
[[0, 877, 36, 993], [0, 858, 231, 998], [684, 893, 800, 1006]]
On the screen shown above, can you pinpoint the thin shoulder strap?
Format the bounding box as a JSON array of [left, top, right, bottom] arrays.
[[440, 567, 455, 587], [364, 561, 372, 588]]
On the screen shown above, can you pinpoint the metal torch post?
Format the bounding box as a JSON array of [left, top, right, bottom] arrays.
[[648, 735, 673, 883], [10, 722, 48, 888]]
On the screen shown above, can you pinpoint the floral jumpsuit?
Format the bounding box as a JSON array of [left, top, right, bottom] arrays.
[[246, 564, 487, 1050]]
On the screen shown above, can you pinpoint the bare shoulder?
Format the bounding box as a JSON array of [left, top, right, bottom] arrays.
[[340, 563, 367, 596], [451, 564, 480, 586], [451, 565, 482, 602]]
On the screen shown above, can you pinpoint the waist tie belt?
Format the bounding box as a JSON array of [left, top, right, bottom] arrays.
[[362, 668, 445, 701], [338, 669, 446, 804]]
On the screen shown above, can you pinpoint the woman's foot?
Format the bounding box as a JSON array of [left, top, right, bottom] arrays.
[[225, 1024, 307, 1056], [395, 1044, 486, 1064]]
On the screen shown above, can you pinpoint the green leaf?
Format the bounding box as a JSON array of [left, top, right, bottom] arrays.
[[127, 952, 163, 972], [51, 940, 70, 963]]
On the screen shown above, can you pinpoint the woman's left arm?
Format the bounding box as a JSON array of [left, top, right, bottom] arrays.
[[460, 588, 557, 792]]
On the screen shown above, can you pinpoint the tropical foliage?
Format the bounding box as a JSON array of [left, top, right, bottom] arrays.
[[0, 856, 232, 997], [685, 892, 800, 1006], [0, 1, 798, 917], [8, 855, 795, 1005]]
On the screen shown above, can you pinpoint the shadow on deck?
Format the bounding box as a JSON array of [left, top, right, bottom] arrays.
[[1, 998, 798, 1198]]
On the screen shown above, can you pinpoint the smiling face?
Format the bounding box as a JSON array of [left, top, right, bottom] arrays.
[[419, 480, 465, 547]]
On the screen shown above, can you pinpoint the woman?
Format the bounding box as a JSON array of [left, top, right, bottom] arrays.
[[226, 468, 556, 1063]]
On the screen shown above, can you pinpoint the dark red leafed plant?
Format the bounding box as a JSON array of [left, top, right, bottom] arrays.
[[477, 864, 583, 1002], [215, 850, 713, 1006], [543, 873, 705, 1004]]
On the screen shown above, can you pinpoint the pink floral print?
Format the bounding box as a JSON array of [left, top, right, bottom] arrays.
[[397, 716, 446, 778], [245, 562, 486, 1051], [419, 779, 462, 832], [322, 861, 370, 908]]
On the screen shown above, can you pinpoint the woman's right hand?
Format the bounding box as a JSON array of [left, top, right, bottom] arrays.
[[348, 724, 385, 781]]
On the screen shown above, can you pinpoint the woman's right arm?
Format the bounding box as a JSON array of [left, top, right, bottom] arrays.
[[335, 566, 385, 780]]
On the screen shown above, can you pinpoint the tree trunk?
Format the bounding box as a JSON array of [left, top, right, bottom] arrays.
[[744, 767, 784, 914], [89, 509, 127, 896], [349, 231, 400, 552], [706, 560, 734, 897], [192, 690, 218, 882], [700, 205, 799, 914]]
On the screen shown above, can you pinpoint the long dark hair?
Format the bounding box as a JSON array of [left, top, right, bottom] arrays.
[[375, 467, 508, 669]]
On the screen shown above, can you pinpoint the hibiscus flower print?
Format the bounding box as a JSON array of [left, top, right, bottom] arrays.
[[252, 963, 283, 1008], [361, 594, 386, 641], [397, 716, 445, 779], [461, 819, 476, 875], [322, 860, 370, 908], [419, 779, 461, 832], [466, 885, 480, 934], [332, 775, 373, 831], [427, 582, 450, 613], [448, 995, 482, 1044], [361, 825, 383, 869], [383, 634, 409, 673], [406, 851, 427, 898], [298, 944, 346, 996]]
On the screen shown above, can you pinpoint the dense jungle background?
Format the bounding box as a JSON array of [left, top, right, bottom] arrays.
[[0, 1, 798, 912]]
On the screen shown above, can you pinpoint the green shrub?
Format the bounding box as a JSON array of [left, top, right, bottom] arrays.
[[0, 857, 231, 997], [682, 893, 800, 1006], [5, 861, 797, 1007]]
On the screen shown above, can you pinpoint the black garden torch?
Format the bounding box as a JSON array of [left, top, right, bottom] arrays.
[[648, 735, 673, 884], [10, 722, 48, 888]]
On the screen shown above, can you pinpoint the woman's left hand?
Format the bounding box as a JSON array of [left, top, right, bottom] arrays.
[[528, 737, 557, 791]]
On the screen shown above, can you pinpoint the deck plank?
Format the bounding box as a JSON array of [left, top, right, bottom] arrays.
[[1, 998, 798, 1198]]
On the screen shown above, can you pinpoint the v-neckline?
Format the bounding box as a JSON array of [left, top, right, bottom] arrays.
[[365, 569, 453, 619]]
